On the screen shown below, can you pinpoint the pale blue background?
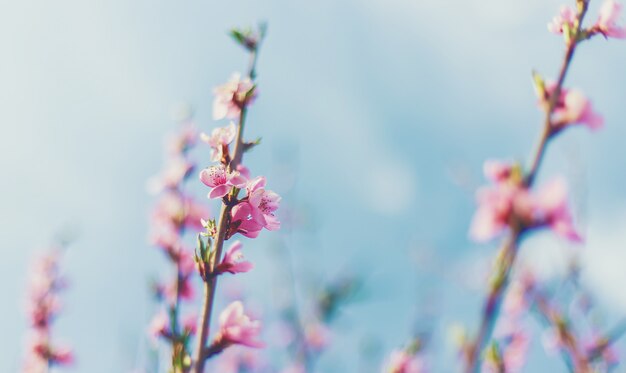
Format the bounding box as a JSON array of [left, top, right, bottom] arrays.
[[1, 0, 625, 372]]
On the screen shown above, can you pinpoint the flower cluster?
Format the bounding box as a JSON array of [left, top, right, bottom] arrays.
[[470, 161, 580, 242], [22, 249, 73, 373], [548, 0, 626, 42], [147, 118, 208, 370]]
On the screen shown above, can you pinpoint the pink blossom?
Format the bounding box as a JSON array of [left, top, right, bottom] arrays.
[[199, 165, 247, 199], [215, 241, 254, 275], [149, 311, 170, 341], [304, 322, 331, 351], [151, 192, 208, 231], [469, 182, 520, 242], [200, 122, 237, 162], [164, 275, 194, 302], [383, 350, 427, 373], [213, 73, 256, 120], [594, 0, 626, 39], [182, 313, 197, 335], [470, 169, 580, 242], [533, 178, 582, 242], [539, 83, 604, 131], [547, 6, 577, 36], [483, 160, 514, 183], [246, 176, 281, 231], [230, 202, 265, 238], [217, 301, 264, 348]]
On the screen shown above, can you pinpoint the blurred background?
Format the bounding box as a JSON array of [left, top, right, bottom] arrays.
[[1, 0, 625, 371]]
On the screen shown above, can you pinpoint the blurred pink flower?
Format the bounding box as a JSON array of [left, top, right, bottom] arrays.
[[215, 241, 254, 275], [218, 301, 264, 348], [199, 165, 247, 199], [213, 73, 256, 120], [182, 313, 197, 335], [200, 122, 237, 162], [539, 83, 604, 131], [383, 350, 427, 373], [470, 170, 580, 242], [548, 6, 577, 36], [304, 322, 331, 352], [483, 159, 514, 183], [594, 0, 626, 38], [149, 311, 170, 341]]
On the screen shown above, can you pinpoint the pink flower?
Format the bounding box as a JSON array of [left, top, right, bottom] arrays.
[[470, 167, 580, 242], [594, 0, 626, 39], [383, 350, 427, 373], [48, 345, 74, 366], [539, 83, 604, 131], [304, 322, 331, 352], [151, 192, 208, 231], [182, 313, 197, 335], [548, 6, 577, 36], [149, 311, 170, 341], [215, 241, 254, 275], [200, 122, 237, 162], [246, 176, 281, 231], [217, 301, 264, 348], [213, 74, 256, 120], [199, 165, 247, 199], [533, 178, 582, 242], [230, 202, 265, 238], [469, 182, 520, 242], [483, 159, 514, 183]]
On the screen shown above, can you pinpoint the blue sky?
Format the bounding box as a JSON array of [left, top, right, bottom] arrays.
[[1, 0, 625, 372]]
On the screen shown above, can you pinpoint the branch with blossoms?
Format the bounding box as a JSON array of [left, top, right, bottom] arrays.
[[463, 1, 625, 371], [147, 114, 207, 372], [190, 23, 281, 373], [530, 280, 626, 371], [382, 336, 429, 373], [22, 245, 73, 373]]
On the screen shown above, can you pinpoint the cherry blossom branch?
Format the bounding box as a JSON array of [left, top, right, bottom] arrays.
[[586, 318, 626, 362], [464, 2, 595, 371], [532, 291, 592, 372], [191, 27, 266, 373]]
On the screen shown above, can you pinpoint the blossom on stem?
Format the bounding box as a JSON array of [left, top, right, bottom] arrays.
[[594, 0, 626, 39], [538, 83, 603, 132], [22, 250, 73, 372], [246, 176, 281, 230], [383, 350, 427, 373], [200, 122, 237, 163], [548, 6, 577, 36], [470, 162, 581, 242], [213, 73, 256, 120], [215, 241, 254, 275], [149, 311, 171, 341], [182, 313, 198, 335], [199, 165, 247, 199], [216, 301, 265, 348]]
